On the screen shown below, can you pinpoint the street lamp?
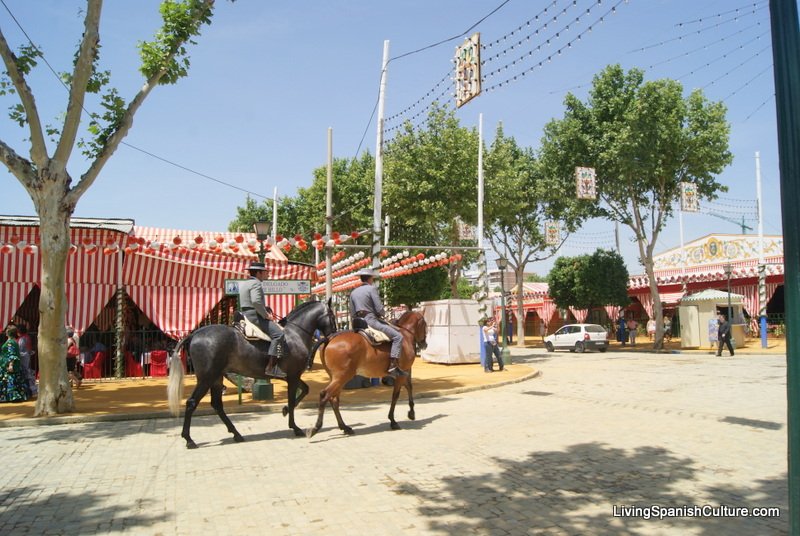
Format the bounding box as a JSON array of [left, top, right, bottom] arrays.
[[496, 256, 511, 365], [253, 221, 270, 262], [252, 221, 273, 400], [723, 263, 733, 322]]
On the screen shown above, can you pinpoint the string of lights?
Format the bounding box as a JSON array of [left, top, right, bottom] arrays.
[[384, 71, 451, 125], [481, 0, 610, 81], [482, 0, 560, 50], [743, 93, 774, 122], [722, 63, 773, 100], [673, 1, 767, 27], [480, 0, 581, 68], [629, 4, 767, 53], [693, 42, 771, 87], [482, 0, 626, 94], [645, 24, 766, 71]]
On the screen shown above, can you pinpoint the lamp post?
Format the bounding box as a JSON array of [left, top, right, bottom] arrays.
[[496, 256, 511, 365], [723, 263, 733, 322], [252, 221, 273, 400]]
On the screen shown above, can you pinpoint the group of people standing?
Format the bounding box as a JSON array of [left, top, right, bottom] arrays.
[[1, 324, 37, 403]]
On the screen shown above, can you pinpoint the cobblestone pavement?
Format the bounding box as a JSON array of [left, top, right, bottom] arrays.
[[0, 349, 788, 535]]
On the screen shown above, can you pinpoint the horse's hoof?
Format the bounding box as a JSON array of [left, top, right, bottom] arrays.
[[342, 426, 355, 436], [233, 434, 245, 443], [292, 427, 305, 437], [282, 406, 289, 417], [186, 440, 199, 449], [408, 411, 416, 421], [305, 428, 317, 438], [390, 422, 401, 430]]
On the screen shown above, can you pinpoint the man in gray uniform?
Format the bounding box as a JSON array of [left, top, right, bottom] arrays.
[[349, 268, 406, 378], [239, 261, 286, 378]]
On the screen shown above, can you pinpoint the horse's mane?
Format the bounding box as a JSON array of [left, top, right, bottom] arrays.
[[395, 310, 422, 325], [285, 299, 322, 320]]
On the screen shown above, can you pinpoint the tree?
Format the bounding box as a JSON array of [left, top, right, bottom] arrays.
[[0, 0, 219, 415], [384, 103, 479, 297], [547, 249, 630, 311], [382, 264, 448, 308], [484, 125, 593, 346], [539, 65, 732, 349]]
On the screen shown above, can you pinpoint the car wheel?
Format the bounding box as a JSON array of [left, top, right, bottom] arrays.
[[598, 347, 607, 353], [575, 341, 585, 353], [545, 341, 554, 352]]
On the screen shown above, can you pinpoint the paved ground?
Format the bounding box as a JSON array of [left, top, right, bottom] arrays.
[[0, 347, 788, 535]]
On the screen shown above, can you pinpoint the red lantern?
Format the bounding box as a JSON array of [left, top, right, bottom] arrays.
[[105, 236, 116, 245], [416, 253, 425, 260], [194, 235, 204, 244], [350, 231, 360, 239], [173, 236, 182, 245], [82, 237, 93, 246], [9, 235, 20, 245], [275, 234, 283, 243]]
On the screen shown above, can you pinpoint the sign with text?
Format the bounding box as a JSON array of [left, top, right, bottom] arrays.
[[224, 279, 311, 296]]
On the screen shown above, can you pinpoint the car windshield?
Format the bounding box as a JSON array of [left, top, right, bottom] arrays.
[[584, 325, 606, 333]]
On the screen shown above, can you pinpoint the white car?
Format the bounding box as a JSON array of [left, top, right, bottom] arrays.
[[544, 323, 609, 353]]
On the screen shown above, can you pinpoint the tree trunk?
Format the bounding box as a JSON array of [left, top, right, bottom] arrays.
[[515, 266, 525, 347], [642, 251, 665, 351], [33, 178, 74, 416]]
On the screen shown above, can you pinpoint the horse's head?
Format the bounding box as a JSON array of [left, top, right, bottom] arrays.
[[320, 298, 338, 338], [398, 310, 427, 352]]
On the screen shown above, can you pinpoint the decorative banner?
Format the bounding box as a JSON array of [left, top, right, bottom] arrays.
[[455, 33, 481, 108], [575, 166, 597, 199], [545, 221, 561, 245], [681, 182, 699, 212], [457, 218, 476, 241]]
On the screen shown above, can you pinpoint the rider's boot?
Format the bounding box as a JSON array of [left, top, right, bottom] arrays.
[[387, 357, 408, 379], [265, 355, 287, 379]]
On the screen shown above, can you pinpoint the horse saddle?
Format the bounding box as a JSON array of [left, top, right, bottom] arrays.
[[233, 311, 272, 342], [357, 326, 391, 346]]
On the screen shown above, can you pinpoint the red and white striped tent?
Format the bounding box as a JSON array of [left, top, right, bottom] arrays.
[[125, 226, 314, 338], [0, 217, 315, 339], [0, 216, 133, 335]]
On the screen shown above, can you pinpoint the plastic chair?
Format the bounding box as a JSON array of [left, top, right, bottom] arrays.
[[82, 351, 107, 379], [124, 351, 143, 377], [149, 350, 169, 377]]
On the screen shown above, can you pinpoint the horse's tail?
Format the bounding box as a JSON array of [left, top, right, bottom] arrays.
[[167, 334, 191, 416], [306, 335, 331, 370]]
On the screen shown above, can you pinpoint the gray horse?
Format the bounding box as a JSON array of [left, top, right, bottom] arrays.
[[168, 299, 336, 449]]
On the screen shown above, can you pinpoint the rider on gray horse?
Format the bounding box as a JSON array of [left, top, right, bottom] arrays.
[[348, 268, 407, 378], [239, 261, 286, 379]]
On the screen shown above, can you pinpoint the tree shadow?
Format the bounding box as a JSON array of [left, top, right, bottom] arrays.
[[0, 485, 170, 533], [394, 442, 787, 535]]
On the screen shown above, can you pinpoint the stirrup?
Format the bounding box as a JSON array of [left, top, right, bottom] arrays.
[[387, 360, 408, 378], [265, 363, 287, 379]]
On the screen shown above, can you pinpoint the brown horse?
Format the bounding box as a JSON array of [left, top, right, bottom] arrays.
[[306, 310, 428, 437]]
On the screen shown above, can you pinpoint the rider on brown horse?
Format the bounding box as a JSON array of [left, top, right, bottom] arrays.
[[348, 268, 407, 378]]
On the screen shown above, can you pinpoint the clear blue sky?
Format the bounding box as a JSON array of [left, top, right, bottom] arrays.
[[0, 0, 787, 275]]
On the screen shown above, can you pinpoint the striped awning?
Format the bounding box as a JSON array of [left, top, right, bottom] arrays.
[[0, 224, 129, 334]]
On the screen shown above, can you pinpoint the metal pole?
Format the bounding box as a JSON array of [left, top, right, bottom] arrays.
[[769, 1, 800, 530], [326, 127, 333, 301], [756, 151, 768, 348], [500, 266, 509, 364], [477, 113, 487, 366], [372, 40, 390, 272], [272, 187, 278, 243], [679, 204, 686, 293]]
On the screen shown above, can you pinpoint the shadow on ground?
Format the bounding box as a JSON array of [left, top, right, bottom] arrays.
[[395, 442, 788, 535]]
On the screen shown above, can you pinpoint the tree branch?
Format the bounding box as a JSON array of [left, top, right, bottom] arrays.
[[0, 27, 48, 168], [69, 0, 214, 204], [53, 0, 102, 170], [0, 138, 36, 187]]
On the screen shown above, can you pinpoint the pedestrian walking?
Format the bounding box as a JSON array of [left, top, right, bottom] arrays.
[[481, 318, 505, 373], [716, 314, 734, 356], [627, 318, 639, 346]]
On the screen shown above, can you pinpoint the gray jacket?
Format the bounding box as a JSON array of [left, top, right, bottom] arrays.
[[349, 283, 385, 323]]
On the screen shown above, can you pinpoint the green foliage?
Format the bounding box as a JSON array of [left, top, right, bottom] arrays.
[[539, 64, 732, 236], [547, 249, 629, 310], [442, 276, 478, 300], [79, 88, 126, 158], [138, 0, 215, 84], [382, 266, 448, 308], [524, 273, 547, 282], [483, 124, 594, 279]]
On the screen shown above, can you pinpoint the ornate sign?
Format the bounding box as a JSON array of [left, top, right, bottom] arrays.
[[575, 166, 597, 199], [680, 182, 699, 212], [455, 33, 481, 108], [544, 221, 561, 245]]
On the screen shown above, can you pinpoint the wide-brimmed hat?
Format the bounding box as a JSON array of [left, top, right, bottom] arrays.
[[247, 261, 267, 272], [356, 268, 381, 278]]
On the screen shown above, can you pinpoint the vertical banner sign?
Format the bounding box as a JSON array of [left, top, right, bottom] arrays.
[[457, 218, 476, 241], [455, 33, 481, 108], [680, 182, 700, 212], [575, 166, 597, 199], [545, 221, 561, 245]]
